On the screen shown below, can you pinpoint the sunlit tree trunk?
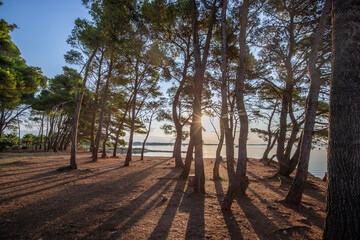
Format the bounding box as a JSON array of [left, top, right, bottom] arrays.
[[90, 51, 104, 153], [92, 59, 113, 162], [124, 60, 139, 166], [70, 47, 98, 169], [101, 111, 111, 158]]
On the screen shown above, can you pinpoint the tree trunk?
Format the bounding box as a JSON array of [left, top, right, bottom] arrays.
[[140, 111, 154, 160], [213, 123, 224, 180], [276, 88, 292, 176], [112, 96, 132, 158], [17, 115, 21, 150], [190, 0, 217, 194], [90, 51, 104, 153], [172, 57, 190, 168], [70, 46, 98, 169], [35, 113, 45, 150], [180, 130, 195, 179], [124, 61, 139, 166], [39, 115, 45, 150], [285, 0, 331, 204], [323, 1, 360, 238], [53, 113, 63, 152], [101, 111, 111, 158], [222, 0, 250, 210], [92, 59, 113, 162], [46, 116, 55, 151]]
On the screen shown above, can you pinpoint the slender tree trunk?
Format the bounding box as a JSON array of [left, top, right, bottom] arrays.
[[172, 57, 190, 168], [276, 88, 292, 176], [59, 130, 69, 151], [46, 116, 55, 151], [0, 111, 5, 137], [285, 0, 331, 204], [222, 0, 250, 210], [323, 1, 360, 238], [213, 123, 224, 180], [43, 116, 49, 151], [35, 113, 44, 150], [141, 112, 154, 160], [124, 96, 136, 166], [53, 113, 63, 152], [124, 60, 139, 166], [190, 0, 217, 194], [70, 47, 98, 169], [101, 111, 111, 158], [262, 132, 278, 163], [90, 51, 104, 153], [93, 59, 113, 162], [112, 96, 132, 158], [17, 115, 21, 150], [180, 129, 195, 179], [220, 0, 236, 184]]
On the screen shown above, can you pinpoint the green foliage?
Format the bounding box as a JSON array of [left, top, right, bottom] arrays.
[[0, 133, 18, 151], [0, 18, 45, 110], [22, 133, 36, 146], [33, 67, 80, 112]]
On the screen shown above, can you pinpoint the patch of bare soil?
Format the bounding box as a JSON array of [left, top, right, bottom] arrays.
[[0, 152, 326, 239]]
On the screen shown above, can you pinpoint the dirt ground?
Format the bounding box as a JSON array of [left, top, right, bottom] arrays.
[[0, 151, 326, 240]]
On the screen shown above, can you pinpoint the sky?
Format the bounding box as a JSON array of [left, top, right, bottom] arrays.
[[1, 0, 263, 144], [1, 0, 89, 78]]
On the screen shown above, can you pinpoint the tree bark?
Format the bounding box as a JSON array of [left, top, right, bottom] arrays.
[[190, 0, 217, 194], [213, 120, 224, 180], [323, 1, 360, 238], [222, 0, 250, 210], [101, 111, 111, 158], [92, 59, 113, 162], [180, 130, 195, 179], [70, 46, 98, 169], [53, 112, 64, 152], [172, 57, 189, 168], [112, 96, 132, 158], [124, 60, 139, 166], [90, 51, 104, 153], [285, 0, 331, 204], [140, 111, 154, 160], [35, 113, 45, 150]]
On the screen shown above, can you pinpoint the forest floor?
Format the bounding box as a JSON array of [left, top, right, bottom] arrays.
[[0, 151, 327, 240]]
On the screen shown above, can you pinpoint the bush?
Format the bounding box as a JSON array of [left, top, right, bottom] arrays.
[[56, 165, 73, 172], [0, 133, 19, 151]]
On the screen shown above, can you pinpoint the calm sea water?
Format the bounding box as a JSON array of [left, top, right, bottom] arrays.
[[133, 144, 327, 179]]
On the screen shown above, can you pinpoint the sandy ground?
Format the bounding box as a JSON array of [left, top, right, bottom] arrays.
[[0, 151, 326, 239]]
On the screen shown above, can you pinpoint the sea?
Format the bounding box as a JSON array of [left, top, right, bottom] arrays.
[[131, 143, 327, 179]]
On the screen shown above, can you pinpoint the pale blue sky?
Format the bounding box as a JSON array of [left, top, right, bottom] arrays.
[[1, 0, 90, 78]]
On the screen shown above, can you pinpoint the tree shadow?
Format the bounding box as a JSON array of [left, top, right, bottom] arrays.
[[82, 169, 179, 239], [1, 158, 176, 239], [278, 201, 324, 229], [148, 178, 187, 239], [183, 191, 205, 239], [0, 158, 172, 203], [214, 180, 244, 240], [236, 196, 279, 240]]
